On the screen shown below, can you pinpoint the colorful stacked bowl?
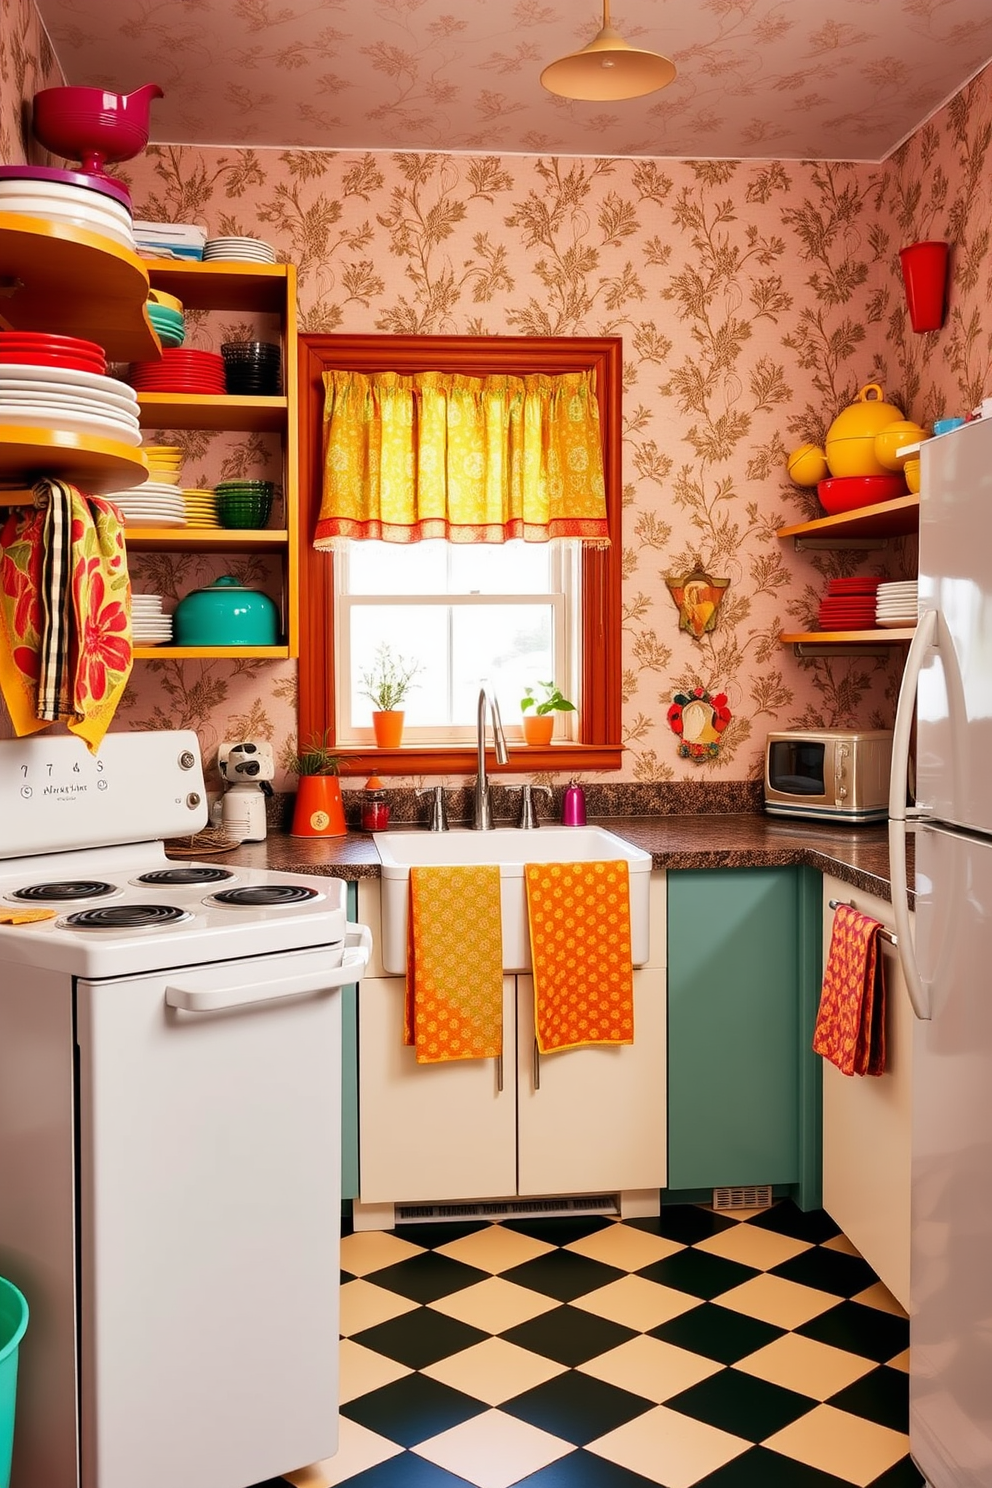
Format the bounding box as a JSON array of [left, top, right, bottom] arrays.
[[214, 479, 274, 529], [220, 341, 281, 396], [146, 298, 185, 348], [143, 442, 183, 484]]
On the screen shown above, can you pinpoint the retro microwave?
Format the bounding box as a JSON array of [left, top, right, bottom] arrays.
[[764, 729, 893, 823]]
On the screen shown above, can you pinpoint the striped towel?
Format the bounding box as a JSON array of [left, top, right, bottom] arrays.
[[525, 860, 634, 1054], [404, 865, 503, 1063], [0, 478, 132, 751], [813, 904, 887, 1076]]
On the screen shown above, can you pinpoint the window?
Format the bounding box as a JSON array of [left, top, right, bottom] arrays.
[[337, 539, 579, 745], [298, 335, 623, 775]]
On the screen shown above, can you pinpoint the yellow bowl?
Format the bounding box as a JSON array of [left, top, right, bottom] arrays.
[[787, 443, 829, 487], [874, 421, 927, 471], [147, 289, 184, 313], [904, 458, 921, 494]]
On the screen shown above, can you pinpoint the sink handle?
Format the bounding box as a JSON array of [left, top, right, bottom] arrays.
[[507, 782, 553, 828], [416, 784, 449, 831]]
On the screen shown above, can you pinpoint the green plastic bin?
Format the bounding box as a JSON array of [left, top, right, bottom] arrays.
[[0, 1278, 28, 1488]]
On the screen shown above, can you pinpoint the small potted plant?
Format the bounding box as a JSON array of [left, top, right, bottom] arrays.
[[288, 730, 347, 837], [360, 643, 423, 747], [520, 681, 575, 745]]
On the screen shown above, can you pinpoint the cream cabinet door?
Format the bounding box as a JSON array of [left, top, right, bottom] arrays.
[[357, 975, 518, 1205], [820, 873, 913, 1309], [515, 968, 668, 1197]]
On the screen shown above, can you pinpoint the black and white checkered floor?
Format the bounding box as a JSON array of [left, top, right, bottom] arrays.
[[263, 1202, 924, 1488]]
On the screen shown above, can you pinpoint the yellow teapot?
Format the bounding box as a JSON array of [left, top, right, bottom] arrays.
[[825, 384, 905, 478]]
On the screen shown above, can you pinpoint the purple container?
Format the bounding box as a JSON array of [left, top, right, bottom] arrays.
[[0, 164, 132, 209]]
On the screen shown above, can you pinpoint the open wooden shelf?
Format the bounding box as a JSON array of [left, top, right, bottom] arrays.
[[781, 628, 916, 645], [0, 214, 159, 361], [145, 260, 290, 313], [132, 645, 291, 660], [777, 494, 919, 540], [136, 393, 287, 432], [0, 426, 148, 495], [124, 527, 289, 552]]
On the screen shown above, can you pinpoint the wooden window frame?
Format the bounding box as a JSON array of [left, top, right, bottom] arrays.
[[298, 334, 623, 776]]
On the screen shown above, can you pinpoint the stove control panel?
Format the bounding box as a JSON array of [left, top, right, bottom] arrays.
[[0, 730, 209, 857]]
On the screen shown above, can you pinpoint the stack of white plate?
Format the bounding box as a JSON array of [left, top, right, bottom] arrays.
[[112, 481, 187, 527], [876, 580, 918, 628], [203, 236, 277, 264], [0, 177, 134, 250], [0, 363, 141, 445], [131, 594, 173, 646]]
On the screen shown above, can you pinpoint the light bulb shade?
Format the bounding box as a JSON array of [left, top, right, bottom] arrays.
[[540, 23, 676, 101]]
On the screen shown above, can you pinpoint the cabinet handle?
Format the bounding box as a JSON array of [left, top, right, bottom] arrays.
[[496, 1052, 503, 1092], [533, 1039, 541, 1091]]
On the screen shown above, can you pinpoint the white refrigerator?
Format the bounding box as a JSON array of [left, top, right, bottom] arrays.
[[889, 415, 992, 1487]]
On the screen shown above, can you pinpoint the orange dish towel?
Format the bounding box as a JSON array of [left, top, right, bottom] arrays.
[[404, 865, 503, 1063], [525, 860, 634, 1054], [0, 478, 132, 752], [813, 903, 887, 1076]]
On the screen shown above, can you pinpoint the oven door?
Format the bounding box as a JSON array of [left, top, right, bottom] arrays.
[[75, 929, 370, 1488]]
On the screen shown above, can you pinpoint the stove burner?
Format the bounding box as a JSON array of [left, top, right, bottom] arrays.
[[63, 904, 192, 931], [209, 885, 319, 908], [11, 880, 116, 903], [136, 868, 235, 886]]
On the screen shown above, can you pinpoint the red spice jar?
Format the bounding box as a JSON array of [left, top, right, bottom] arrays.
[[361, 788, 389, 831]]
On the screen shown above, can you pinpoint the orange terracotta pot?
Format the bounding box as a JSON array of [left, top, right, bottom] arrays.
[[291, 774, 347, 837], [522, 713, 554, 745], [372, 710, 404, 747]]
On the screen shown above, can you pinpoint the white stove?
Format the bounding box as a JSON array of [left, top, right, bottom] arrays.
[[0, 730, 371, 1488]]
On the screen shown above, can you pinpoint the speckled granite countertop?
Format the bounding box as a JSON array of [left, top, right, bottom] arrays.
[[181, 813, 899, 904]]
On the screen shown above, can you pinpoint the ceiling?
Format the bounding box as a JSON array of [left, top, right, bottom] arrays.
[[34, 0, 992, 164]]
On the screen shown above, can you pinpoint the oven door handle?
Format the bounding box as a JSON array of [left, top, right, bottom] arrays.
[[165, 924, 372, 1012]]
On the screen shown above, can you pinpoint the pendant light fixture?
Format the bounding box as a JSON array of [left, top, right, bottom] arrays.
[[540, 0, 676, 102]]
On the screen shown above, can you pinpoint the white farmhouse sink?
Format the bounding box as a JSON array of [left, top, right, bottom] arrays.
[[373, 826, 652, 974]]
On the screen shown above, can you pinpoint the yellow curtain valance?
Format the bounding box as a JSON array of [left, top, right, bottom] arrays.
[[314, 368, 609, 548]]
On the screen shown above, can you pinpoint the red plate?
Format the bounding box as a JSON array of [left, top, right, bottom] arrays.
[[1, 351, 106, 373], [132, 381, 227, 394], [828, 577, 881, 592], [0, 332, 106, 356]]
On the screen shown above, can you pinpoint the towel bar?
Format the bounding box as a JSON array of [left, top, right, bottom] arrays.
[[829, 898, 898, 947]]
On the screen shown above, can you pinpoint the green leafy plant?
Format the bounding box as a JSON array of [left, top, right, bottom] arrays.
[[359, 643, 423, 711], [289, 729, 342, 776], [520, 681, 576, 716]]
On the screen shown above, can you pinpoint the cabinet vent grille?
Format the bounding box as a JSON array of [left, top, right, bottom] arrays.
[[395, 1195, 619, 1225], [712, 1185, 773, 1212]]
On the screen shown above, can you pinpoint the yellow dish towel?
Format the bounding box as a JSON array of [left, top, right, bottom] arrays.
[[525, 860, 634, 1054], [812, 903, 887, 1077], [404, 864, 503, 1063]]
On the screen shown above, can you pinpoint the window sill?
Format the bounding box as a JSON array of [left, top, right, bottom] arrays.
[[335, 743, 623, 777]]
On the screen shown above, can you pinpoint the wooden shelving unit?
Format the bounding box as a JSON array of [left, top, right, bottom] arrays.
[[136, 393, 287, 433], [0, 427, 148, 495], [778, 492, 919, 650], [124, 527, 289, 553]]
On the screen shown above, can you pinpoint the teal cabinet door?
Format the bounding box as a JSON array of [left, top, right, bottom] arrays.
[[667, 867, 821, 1201]]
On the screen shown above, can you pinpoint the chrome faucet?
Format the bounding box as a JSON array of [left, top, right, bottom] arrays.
[[472, 685, 509, 829]]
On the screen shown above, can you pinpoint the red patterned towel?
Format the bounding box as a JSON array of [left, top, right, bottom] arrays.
[[813, 904, 887, 1076], [0, 478, 132, 752]]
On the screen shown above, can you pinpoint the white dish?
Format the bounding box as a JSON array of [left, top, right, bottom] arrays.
[[0, 380, 141, 415], [0, 203, 133, 249], [0, 407, 143, 445], [0, 364, 137, 399], [0, 391, 141, 422], [877, 616, 917, 629]]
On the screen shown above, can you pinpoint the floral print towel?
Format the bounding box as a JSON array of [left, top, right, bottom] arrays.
[[0, 478, 132, 752], [404, 864, 504, 1063]]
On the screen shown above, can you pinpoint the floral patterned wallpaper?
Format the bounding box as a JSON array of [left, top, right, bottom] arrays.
[[2, 0, 990, 794]]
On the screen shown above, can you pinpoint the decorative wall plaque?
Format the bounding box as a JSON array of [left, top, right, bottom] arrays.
[[665, 563, 729, 640]]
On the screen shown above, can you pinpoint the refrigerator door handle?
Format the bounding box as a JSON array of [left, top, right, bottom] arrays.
[[889, 606, 936, 825], [165, 924, 373, 1012], [888, 606, 937, 1022]]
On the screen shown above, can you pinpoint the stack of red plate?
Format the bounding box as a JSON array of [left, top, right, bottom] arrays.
[[0, 331, 106, 376], [817, 576, 882, 630], [129, 349, 227, 394]]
